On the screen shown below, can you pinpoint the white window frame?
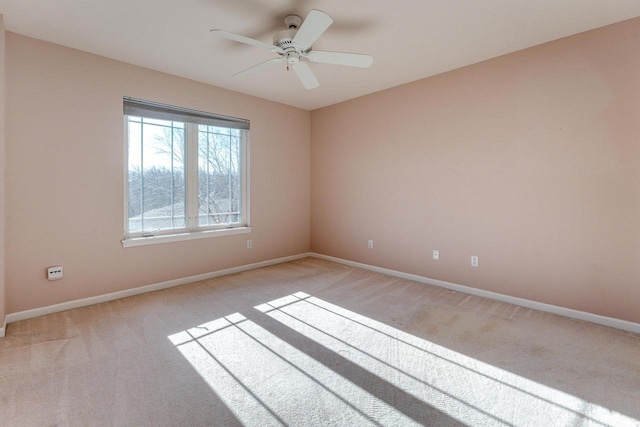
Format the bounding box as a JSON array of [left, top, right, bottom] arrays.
[[122, 99, 251, 248]]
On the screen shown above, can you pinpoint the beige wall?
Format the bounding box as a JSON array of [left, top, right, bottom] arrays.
[[311, 18, 640, 323], [4, 18, 640, 325], [5, 33, 310, 314], [0, 17, 5, 326]]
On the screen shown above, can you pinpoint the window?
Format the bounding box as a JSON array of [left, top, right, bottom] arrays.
[[123, 98, 250, 246]]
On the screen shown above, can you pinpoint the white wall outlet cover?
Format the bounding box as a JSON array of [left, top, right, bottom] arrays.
[[47, 266, 64, 280], [368, 240, 374, 249], [471, 256, 479, 267], [247, 240, 253, 249], [433, 250, 439, 260]]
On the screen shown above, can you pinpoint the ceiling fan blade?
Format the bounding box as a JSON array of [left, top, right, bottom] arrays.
[[292, 61, 319, 89], [211, 29, 282, 53], [233, 57, 285, 78], [293, 10, 333, 51], [305, 51, 373, 68]]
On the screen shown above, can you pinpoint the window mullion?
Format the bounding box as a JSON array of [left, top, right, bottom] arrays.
[[170, 123, 175, 229], [207, 131, 211, 226], [140, 120, 145, 232], [241, 131, 248, 226], [227, 134, 231, 223], [186, 123, 199, 230]]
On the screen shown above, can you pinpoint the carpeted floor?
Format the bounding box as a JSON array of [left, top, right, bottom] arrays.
[[1, 257, 639, 426]]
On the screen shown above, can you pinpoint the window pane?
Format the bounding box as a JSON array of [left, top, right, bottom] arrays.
[[127, 120, 143, 232], [198, 125, 242, 227], [141, 117, 180, 128], [230, 135, 241, 222], [127, 118, 185, 233]]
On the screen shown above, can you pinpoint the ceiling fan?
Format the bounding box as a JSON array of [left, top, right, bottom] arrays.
[[211, 9, 373, 90]]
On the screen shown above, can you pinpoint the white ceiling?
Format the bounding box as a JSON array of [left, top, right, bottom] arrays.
[[1, 0, 639, 110]]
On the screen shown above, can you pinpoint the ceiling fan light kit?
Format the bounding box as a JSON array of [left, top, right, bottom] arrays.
[[211, 9, 373, 90]]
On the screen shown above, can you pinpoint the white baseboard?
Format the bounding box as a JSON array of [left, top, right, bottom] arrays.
[[310, 253, 640, 335], [5, 253, 313, 325], [4, 251, 639, 336]]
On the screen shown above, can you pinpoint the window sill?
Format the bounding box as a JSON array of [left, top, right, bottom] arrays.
[[122, 227, 252, 248]]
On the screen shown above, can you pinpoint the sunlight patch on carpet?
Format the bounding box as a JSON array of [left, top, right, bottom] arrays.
[[169, 311, 420, 426], [254, 292, 638, 427]]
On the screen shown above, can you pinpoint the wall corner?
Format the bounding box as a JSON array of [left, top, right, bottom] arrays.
[[0, 14, 7, 336]]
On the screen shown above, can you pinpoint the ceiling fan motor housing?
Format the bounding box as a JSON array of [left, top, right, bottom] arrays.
[[274, 15, 310, 54], [273, 29, 298, 51]]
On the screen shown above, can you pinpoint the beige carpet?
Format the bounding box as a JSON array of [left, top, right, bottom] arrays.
[[1, 257, 639, 426]]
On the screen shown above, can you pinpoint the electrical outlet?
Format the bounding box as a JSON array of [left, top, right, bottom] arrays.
[[47, 266, 63, 281], [368, 240, 374, 249], [471, 256, 479, 268], [246, 239, 253, 249], [433, 250, 439, 260]]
